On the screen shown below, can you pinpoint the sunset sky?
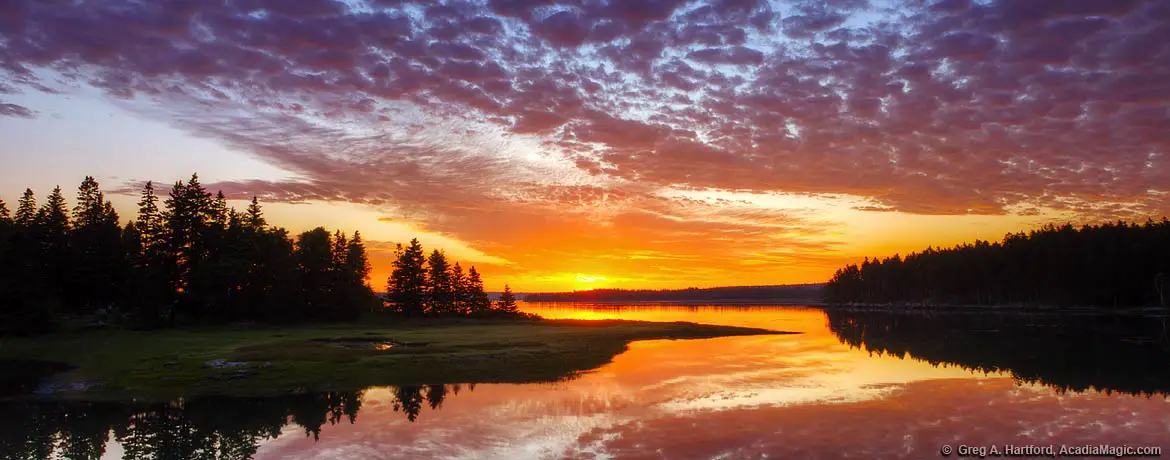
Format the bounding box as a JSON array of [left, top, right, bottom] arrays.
[[1, 0, 1167, 291]]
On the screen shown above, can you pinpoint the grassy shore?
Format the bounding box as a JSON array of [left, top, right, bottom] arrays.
[[0, 318, 788, 401]]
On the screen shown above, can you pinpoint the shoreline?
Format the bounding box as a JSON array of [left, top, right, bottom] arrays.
[[0, 318, 792, 402]]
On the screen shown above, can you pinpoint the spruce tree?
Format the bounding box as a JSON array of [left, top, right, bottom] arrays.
[[450, 262, 467, 315], [245, 196, 266, 231], [14, 188, 37, 228], [387, 238, 428, 317], [465, 266, 491, 315], [35, 186, 70, 313], [294, 228, 333, 320], [426, 250, 453, 315], [495, 284, 518, 313], [69, 177, 123, 314]]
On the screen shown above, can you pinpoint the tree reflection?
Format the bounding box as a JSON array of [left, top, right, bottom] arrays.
[[0, 384, 467, 459], [826, 309, 1170, 396]]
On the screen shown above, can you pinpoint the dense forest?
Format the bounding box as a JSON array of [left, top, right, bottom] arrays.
[[523, 284, 824, 303], [0, 174, 520, 335], [0, 385, 467, 460], [822, 219, 1170, 308]]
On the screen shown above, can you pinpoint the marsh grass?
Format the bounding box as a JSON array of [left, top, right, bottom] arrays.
[[0, 319, 787, 401]]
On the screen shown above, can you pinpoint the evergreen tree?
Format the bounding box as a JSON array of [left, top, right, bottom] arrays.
[[388, 238, 428, 317], [14, 188, 36, 228], [294, 227, 334, 320], [245, 196, 266, 231], [129, 181, 170, 328], [69, 177, 123, 314], [134, 181, 165, 253], [450, 262, 467, 315], [495, 284, 518, 313], [426, 250, 453, 315], [343, 231, 375, 315], [0, 197, 9, 222], [465, 266, 491, 315], [35, 186, 71, 313], [345, 232, 372, 284]]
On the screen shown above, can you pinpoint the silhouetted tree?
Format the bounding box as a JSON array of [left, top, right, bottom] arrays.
[[245, 196, 266, 231], [427, 249, 454, 315], [69, 176, 124, 315], [294, 228, 334, 320], [450, 262, 468, 315], [388, 238, 428, 317], [465, 266, 491, 315], [14, 188, 37, 227], [495, 284, 519, 313], [0, 173, 521, 333]]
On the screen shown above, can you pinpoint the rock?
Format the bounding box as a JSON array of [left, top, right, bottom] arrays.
[[35, 380, 101, 395], [208, 369, 255, 381], [203, 359, 249, 369]]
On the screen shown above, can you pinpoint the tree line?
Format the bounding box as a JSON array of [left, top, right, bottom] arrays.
[[822, 219, 1170, 308], [385, 238, 520, 317], [0, 174, 522, 335]]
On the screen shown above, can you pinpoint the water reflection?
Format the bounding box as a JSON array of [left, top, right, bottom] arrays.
[[6, 305, 1170, 459], [0, 385, 467, 460], [826, 308, 1170, 396]]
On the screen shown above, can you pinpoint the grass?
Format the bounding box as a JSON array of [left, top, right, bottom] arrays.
[[0, 318, 789, 401]]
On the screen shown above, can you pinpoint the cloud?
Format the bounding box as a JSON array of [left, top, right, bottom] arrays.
[[0, 101, 34, 118], [2, 0, 1169, 285]]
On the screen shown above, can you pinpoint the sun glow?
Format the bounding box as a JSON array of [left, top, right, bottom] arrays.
[[574, 275, 608, 290]]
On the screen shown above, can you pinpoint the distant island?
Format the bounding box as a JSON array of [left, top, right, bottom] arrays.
[[523, 284, 825, 303]]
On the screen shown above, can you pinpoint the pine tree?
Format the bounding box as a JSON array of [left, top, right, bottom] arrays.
[[210, 191, 229, 228], [426, 250, 453, 315], [72, 176, 105, 228], [245, 196, 266, 231], [294, 227, 333, 320], [345, 232, 372, 284], [0, 196, 10, 222], [15, 188, 37, 228], [69, 177, 123, 314], [387, 238, 428, 317], [35, 186, 70, 312], [495, 284, 518, 313], [450, 262, 467, 315], [135, 181, 164, 253], [465, 266, 491, 315]]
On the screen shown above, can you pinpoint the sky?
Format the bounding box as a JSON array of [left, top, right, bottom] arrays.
[[1, 0, 1168, 292]]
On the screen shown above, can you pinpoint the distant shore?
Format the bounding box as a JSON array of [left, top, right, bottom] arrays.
[[819, 302, 1170, 316]]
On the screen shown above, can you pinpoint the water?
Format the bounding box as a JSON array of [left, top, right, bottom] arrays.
[[6, 304, 1170, 459]]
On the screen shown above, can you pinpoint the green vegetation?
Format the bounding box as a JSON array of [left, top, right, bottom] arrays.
[[0, 319, 787, 401]]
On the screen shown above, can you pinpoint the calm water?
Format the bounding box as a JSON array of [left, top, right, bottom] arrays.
[[7, 303, 1170, 459]]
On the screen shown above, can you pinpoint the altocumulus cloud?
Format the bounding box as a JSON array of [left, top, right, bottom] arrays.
[[2, 0, 1170, 274]]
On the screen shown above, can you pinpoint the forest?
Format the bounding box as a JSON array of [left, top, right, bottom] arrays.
[[0, 174, 520, 335], [822, 219, 1170, 308], [523, 284, 824, 302]]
